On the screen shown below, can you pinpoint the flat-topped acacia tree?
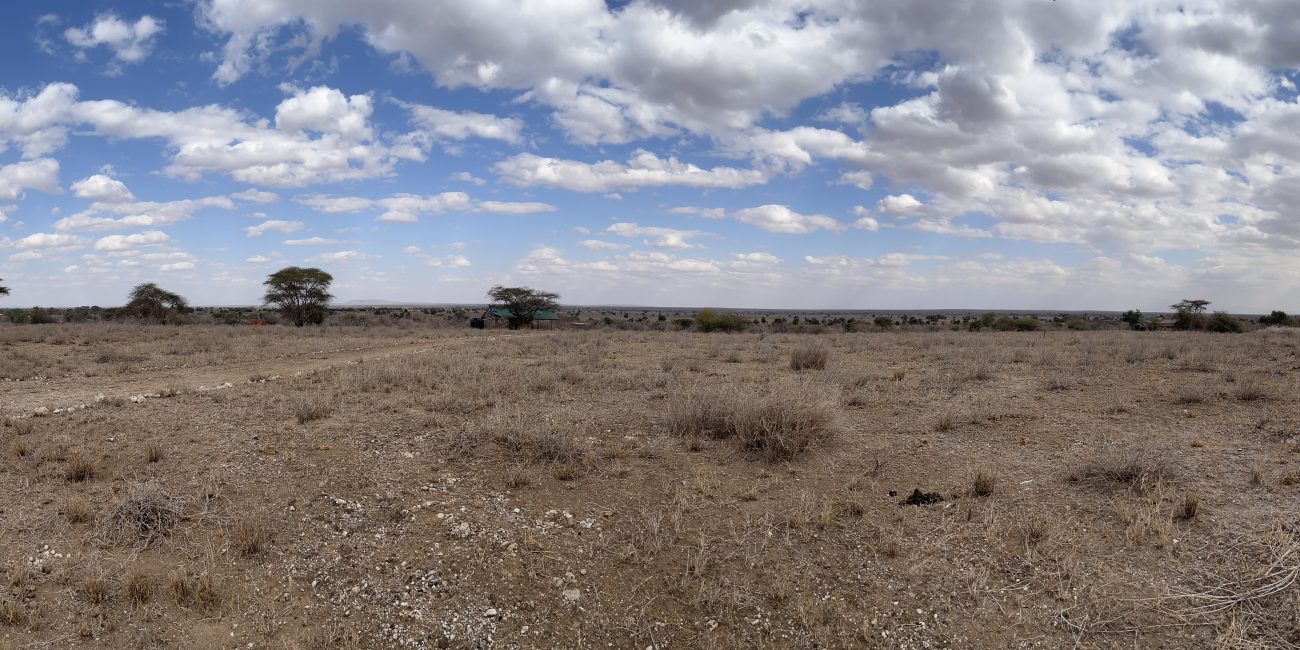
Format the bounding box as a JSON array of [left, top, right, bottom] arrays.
[[264, 266, 334, 327], [0, 278, 8, 296], [487, 285, 559, 329], [125, 282, 190, 324]]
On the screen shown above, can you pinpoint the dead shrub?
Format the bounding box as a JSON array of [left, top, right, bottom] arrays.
[[972, 471, 996, 497], [789, 341, 830, 371], [64, 455, 96, 482], [106, 481, 185, 545]]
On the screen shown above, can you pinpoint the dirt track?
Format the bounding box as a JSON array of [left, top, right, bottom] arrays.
[[1, 336, 480, 417]]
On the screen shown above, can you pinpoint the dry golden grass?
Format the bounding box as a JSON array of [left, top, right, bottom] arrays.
[[789, 341, 830, 371], [2, 324, 1298, 647]]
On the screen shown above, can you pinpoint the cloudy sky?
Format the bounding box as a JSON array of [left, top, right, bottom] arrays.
[[0, 1, 1298, 310]]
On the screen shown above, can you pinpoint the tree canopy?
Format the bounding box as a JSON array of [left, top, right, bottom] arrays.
[[264, 267, 334, 327], [0, 278, 8, 296], [486, 285, 559, 329], [124, 282, 190, 323], [1171, 298, 1211, 330]]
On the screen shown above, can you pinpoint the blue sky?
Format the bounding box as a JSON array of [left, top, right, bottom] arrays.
[[1, 1, 1298, 311]]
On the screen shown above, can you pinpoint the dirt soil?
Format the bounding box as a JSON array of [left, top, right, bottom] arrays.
[[2, 325, 1299, 649]]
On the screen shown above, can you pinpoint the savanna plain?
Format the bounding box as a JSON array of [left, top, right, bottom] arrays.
[[2, 322, 1299, 649]]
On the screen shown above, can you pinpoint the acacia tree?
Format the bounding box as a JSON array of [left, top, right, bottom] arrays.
[[487, 285, 559, 329], [1171, 299, 1211, 330], [125, 282, 190, 323], [264, 267, 333, 327], [0, 278, 8, 296]]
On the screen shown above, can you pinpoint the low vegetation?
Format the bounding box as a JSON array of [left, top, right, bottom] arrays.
[[0, 323, 1296, 647]]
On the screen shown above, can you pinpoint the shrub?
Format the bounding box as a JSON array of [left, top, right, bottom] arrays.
[[1259, 310, 1294, 327], [64, 455, 96, 482], [694, 308, 747, 333], [1064, 318, 1090, 331], [1206, 312, 1245, 333], [789, 341, 829, 371]]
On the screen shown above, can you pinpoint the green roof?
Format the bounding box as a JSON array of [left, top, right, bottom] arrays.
[[489, 308, 558, 320]]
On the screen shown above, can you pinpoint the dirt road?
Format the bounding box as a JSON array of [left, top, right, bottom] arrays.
[[1, 336, 477, 417]]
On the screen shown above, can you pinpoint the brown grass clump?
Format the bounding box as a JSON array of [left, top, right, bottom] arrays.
[[62, 498, 94, 524], [972, 470, 996, 497], [10, 439, 31, 458], [934, 412, 957, 432], [665, 382, 839, 462], [1175, 494, 1200, 521], [7, 418, 34, 435], [168, 571, 222, 611], [0, 600, 30, 627], [293, 397, 334, 424], [124, 569, 152, 605], [1071, 449, 1172, 493], [1233, 378, 1267, 401], [789, 341, 830, 371], [233, 520, 269, 556], [81, 573, 110, 605], [64, 455, 96, 482], [145, 444, 164, 463], [504, 467, 531, 489], [106, 481, 185, 545]]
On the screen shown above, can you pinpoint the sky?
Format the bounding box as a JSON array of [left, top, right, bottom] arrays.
[[0, 1, 1298, 311]]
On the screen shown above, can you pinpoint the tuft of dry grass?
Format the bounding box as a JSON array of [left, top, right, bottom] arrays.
[[124, 569, 152, 605], [292, 397, 334, 424], [972, 470, 996, 497], [145, 444, 164, 463], [168, 571, 222, 611], [11, 438, 32, 458], [504, 467, 531, 489], [64, 455, 96, 482], [1233, 378, 1267, 402], [789, 341, 830, 371], [106, 481, 185, 545], [1175, 494, 1200, 521], [62, 498, 94, 524], [233, 520, 268, 556], [934, 411, 957, 432], [7, 418, 34, 435], [80, 573, 110, 605], [665, 382, 840, 462], [1071, 449, 1172, 494], [0, 600, 30, 627]]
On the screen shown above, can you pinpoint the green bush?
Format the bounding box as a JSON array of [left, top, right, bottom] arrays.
[[27, 308, 56, 324], [1259, 310, 1294, 327], [1064, 318, 1090, 331], [1206, 312, 1245, 333], [694, 308, 747, 333]]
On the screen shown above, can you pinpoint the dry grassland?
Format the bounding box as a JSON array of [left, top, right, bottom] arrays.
[[2, 324, 1299, 648]]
